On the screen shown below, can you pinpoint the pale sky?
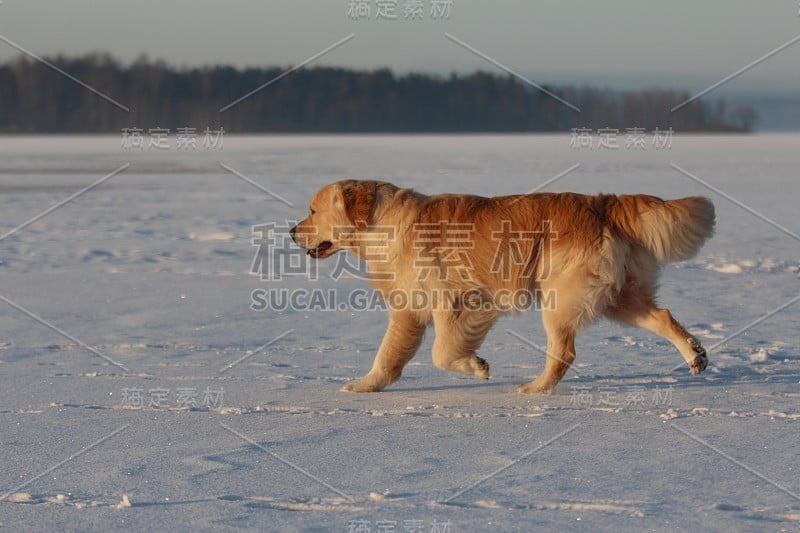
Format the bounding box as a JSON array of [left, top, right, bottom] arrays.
[[1, 0, 799, 94]]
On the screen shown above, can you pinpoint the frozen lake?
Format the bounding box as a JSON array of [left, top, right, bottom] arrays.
[[0, 134, 798, 530]]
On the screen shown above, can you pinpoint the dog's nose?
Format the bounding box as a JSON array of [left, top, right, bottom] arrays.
[[289, 225, 297, 239]]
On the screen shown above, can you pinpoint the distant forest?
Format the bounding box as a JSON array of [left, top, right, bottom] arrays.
[[0, 54, 757, 133]]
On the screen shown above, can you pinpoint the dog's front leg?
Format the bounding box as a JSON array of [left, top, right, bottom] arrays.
[[430, 309, 494, 380], [341, 311, 425, 392]]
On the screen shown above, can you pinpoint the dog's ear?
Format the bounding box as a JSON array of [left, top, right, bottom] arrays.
[[339, 181, 376, 229]]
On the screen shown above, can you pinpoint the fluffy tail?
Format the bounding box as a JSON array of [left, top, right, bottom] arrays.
[[609, 194, 715, 262]]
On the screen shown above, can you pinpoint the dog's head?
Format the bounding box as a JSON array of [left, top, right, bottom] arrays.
[[290, 180, 385, 259]]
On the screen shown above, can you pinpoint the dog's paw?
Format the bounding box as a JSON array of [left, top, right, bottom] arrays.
[[689, 353, 708, 375], [516, 379, 555, 395], [472, 356, 490, 380], [340, 378, 385, 393], [687, 337, 708, 375]]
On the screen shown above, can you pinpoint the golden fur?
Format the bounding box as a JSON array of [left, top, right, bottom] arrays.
[[291, 180, 715, 393]]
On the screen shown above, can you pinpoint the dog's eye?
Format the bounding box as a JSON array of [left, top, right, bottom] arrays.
[[309, 209, 316, 215]]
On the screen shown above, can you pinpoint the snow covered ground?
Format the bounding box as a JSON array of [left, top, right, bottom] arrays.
[[0, 134, 798, 531]]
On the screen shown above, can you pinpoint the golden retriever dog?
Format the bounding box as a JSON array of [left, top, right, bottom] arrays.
[[290, 180, 715, 394]]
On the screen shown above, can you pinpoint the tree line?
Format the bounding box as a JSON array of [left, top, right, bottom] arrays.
[[0, 53, 756, 133]]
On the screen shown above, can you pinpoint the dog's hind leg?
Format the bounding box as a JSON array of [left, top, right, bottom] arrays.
[[341, 311, 426, 392], [517, 270, 607, 394], [517, 307, 577, 394], [607, 297, 708, 375], [431, 308, 496, 380]]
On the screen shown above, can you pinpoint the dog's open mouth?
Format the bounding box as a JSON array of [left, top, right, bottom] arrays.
[[307, 241, 333, 258]]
